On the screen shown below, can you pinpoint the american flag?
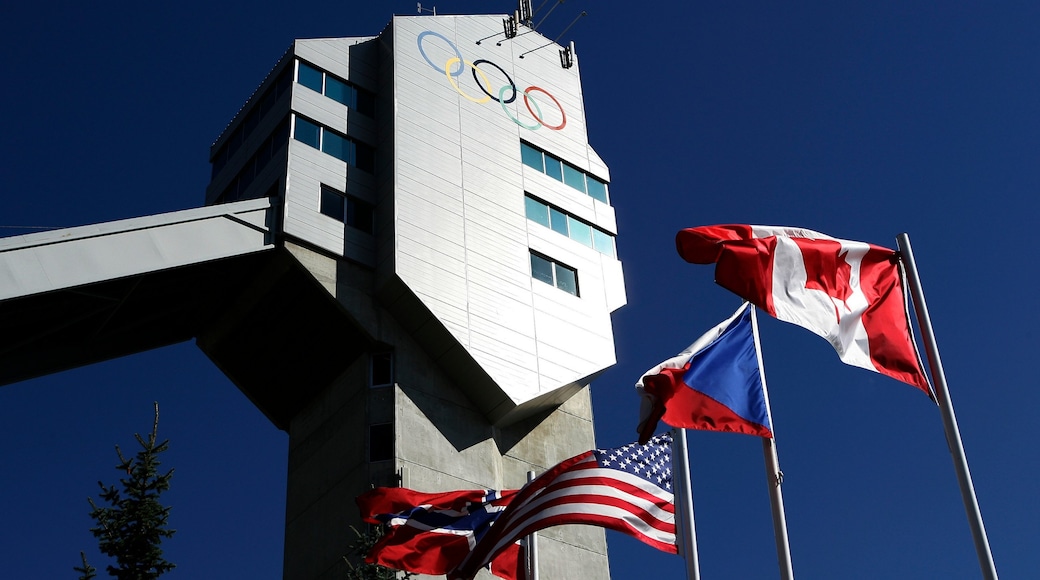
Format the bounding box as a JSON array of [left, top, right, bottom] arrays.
[[449, 433, 677, 580]]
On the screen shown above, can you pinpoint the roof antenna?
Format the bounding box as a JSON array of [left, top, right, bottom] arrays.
[[417, 3, 436, 15]]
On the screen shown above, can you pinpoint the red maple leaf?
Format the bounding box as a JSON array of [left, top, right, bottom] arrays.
[[793, 238, 852, 323]]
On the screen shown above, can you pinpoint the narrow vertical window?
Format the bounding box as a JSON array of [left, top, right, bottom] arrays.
[[297, 61, 324, 93], [370, 352, 394, 387], [549, 207, 569, 236], [562, 163, 586, 193], [521, 142, 544, 170], [586, 176, 609, 203], [293, 117, 321, 149], [524, 196, 549, 227], [368, 423, 394, 462], [530, 253, 554, 286]]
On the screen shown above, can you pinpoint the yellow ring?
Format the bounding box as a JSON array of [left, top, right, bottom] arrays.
[[445, 57, 492, 104]]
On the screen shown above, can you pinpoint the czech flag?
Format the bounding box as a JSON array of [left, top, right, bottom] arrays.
[[637, 303, 771, 443]]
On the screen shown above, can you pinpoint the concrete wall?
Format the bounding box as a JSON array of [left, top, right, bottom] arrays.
[[282, 242, 610, 579]]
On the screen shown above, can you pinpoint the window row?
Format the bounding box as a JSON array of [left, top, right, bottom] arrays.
[[531, 251, 578, 296], [524, 195, 614, 256], [293, 115, 375, 173], [297, 60, 375, 118], [320, 185, 374, 234], [217, 118, 290, 203], [212, 66, 292, 178], [521, 142, 608, 203]]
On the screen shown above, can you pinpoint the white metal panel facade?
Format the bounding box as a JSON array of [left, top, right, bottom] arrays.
[[390, 15, 626, 407]]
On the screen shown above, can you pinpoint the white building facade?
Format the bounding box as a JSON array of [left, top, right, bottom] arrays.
[[208, 11, 628, 579]]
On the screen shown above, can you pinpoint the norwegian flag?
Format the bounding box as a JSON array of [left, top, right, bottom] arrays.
[[356, 487, 523, 580], [449, 434, 677, 580], [676, 225, 931, 395]]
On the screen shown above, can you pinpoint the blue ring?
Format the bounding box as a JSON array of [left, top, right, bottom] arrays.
[[417, 31, 464, 77]]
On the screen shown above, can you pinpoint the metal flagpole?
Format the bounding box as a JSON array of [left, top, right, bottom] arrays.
[[896, 233, 998, 580], [671, 427, 701, 580], [750, 306, 796, 580], [524, 470, 539, 580]]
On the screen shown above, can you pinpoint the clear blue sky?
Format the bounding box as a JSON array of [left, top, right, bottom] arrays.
[[2, 1, 1037, 578]]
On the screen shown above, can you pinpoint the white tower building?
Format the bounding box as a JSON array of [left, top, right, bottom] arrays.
[[0, 10, 624, 579]]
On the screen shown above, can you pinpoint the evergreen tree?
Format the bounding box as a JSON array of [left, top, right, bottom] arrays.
[[342, 526, 415, 580], [79, 402, 175, 579]]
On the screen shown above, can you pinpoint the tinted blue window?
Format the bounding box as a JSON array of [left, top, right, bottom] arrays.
[[568, 217, 593, 247], [555, 263, 578, 295], [562, 163, 586, 193], [320, 186, 345, 219], [586, 176, 608, 203], [549, 207, 568, 236], [294, 117, 321, 149], [322, 131, 352, 163], [298, 62, 323, 93], [521, 142, 543, 170], [544, 155, 563, 181], [593, 229, 614, 256], [531, 253, 554, 285], [325, 76, 354, 107], [525, 196, 549, 227]]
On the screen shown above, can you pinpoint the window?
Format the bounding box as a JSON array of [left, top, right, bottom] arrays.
[[211, 66, 291, 178], [294, 117, 321, 149], [292, 115, 375, 173], [368, 423, 394, 461], [370, 351, 393, 387], [519, 141, 610, 204], [321, 185, 375, 234], [530, 251, 579, 296], [296, 60, 375, 118], [216, 118, 291, 204], [524, 195, 616, 257]]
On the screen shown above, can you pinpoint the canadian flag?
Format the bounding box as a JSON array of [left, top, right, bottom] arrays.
[[676, 225, 931, 395]]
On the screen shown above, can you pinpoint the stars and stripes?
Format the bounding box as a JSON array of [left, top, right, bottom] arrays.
[[448, 433, 677, 580]]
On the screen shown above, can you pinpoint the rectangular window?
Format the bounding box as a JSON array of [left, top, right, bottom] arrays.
[[568, 217, 593, 247], [530, 251, 579, 296], [524, 196, 549, 227], [521, 142, 544, 170], [370, 351, 394, 387], [586, 176, 609, 203], [294, 117, 321, 149], [519, 141, 611, 205], [320, 186, 346, 220], [368, 423, 394, 461], [347, 197, 375, 234], [321, 185, 375, 234], [354, 141, 375, 173], [549, 207, 569, 236], [296, 60, 374, 118], [543, 155, 563, 181], [325, 75, 354, 108], [554, 263, 578, 295], [530, 253, 555, 286], [356, 89, 375, 117], [593, 228, 615, 256], [297, 61, 324, 93], [524, 194, 615, 255], [562, 163, 586, 193], [322, 130, 353, 164]]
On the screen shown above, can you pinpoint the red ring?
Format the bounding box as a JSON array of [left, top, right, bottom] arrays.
[[523, 86, 567, 131]]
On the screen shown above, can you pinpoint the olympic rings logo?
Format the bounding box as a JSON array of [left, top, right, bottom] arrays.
[[416, 30, 567, 132]]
